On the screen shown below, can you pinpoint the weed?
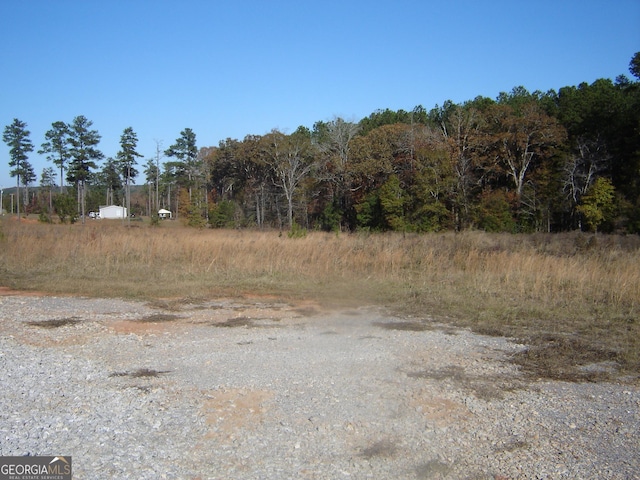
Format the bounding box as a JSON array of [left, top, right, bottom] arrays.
[[213, 317, 254, 328], [109, 368, 170, 378], [359, 439, 397, 459], [1, 220, 639, 382], [512, 334, 622, 382], [137, 313, 181, 323], [27, 317, 82, 328]]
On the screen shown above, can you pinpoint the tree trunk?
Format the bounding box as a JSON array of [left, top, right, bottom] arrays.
[[287, 194, 293, 229], [16, 175, 20, 222], [126, 170, 131, 226], [80, 180, 86, 225]]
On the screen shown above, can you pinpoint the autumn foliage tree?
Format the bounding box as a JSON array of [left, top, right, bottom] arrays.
[[7, 53, 639, 233]]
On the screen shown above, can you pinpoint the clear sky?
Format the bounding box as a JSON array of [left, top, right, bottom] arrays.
[[1, 0, 638, 188]]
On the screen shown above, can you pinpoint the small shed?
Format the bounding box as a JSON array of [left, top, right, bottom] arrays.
[[158, 208, 172, 219], [99, 205, 127, 219]]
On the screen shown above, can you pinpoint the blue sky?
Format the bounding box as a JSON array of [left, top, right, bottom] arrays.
[[1, 0, 639, 188]]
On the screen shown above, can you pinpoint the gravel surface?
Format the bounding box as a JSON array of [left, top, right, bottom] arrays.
[[0, 294, 638, 479]]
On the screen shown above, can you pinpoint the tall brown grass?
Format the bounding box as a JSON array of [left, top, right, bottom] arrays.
[[1, 218, 638, 380]]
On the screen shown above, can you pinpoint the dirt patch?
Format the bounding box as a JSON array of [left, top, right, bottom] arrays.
[[137, 313, 182, 323], [0, 287, 51, 297], [293, 306, 321, 317], [109, 319, 185, 335], [109, 368, 171, 378], [407, 391, 471, 426], [493, 440, 530, 453], [212, 316, 254, 328], [209, 316, 281, 328], [358, 439, 398, 459], [201, 388, 274, 441], [414, 459, 453, 479], [145, 296, 209, 311], [27, 317, 82, 328], [512, 333, 622, 382], [373, 320, 432, 332], [407, 365, 523, 401]]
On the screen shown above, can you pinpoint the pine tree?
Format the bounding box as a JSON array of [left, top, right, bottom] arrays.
[[3, 119, 34, 220]]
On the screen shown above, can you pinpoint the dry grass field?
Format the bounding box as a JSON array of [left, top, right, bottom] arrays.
[[1, 216, 639, 382]]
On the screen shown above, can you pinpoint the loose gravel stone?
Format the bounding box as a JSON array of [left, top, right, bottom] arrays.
[[0, 295, 638, 479]]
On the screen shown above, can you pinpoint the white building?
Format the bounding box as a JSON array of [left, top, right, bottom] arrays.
[[99, 205, 127, 219], [158, 208, 172, 219]]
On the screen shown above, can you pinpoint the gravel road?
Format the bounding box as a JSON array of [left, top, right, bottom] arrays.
[[0, 293, 638, 479]]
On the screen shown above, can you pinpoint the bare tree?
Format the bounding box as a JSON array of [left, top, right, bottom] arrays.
[[564, 134, 609, 206], [486, 103, 566, 201], [154, 139, 164, 212], [264, 129, 315, 229], [315, 117, 360, 172], [441, 105, 484, 228], [313, 117, 361, 229]]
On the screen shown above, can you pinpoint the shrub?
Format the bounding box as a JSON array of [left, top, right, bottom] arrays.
[[477, 190, 516, 232], [53, 194, 76, 224], [209, 200, 237, 228], [287, 221, 307, 238], [38, 212, 53, 224]]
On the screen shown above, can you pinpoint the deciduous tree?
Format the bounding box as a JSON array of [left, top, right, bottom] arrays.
[[263, 128, 315, 229], [485, 102, 566, 201], [577, 177, 616, 232], [313, 117, 360, 229]]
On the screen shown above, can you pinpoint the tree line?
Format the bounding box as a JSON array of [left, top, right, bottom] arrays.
[[3, 53, 640, 232]]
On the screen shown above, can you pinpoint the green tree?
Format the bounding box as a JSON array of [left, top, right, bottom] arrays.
[[629, 51, 640, 80], [209, 200, 237, 228], [20, 161, 36, 210], [40, 166, 57, 218], [557, 72, 639, 230], [165, 128, 200, 200], [39, 121, 71, 193], [206, 135, 272, 228], [117, 127, 142, 224], [410, 142, 456, 232], [237, 135, 271, 228], [67, 115, 103, 223], [576, 177, 616, 232], [378, 174, 408, 231], [349, 124, 400, 191], [355, 190, 384, 230], [3, 118, 34, 220], [144, 158, 160, 216], [313, 117, 360, 230], [98, 158, 123, 206], [477, 190, 517, 232], [53, 193, 76, 224]]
